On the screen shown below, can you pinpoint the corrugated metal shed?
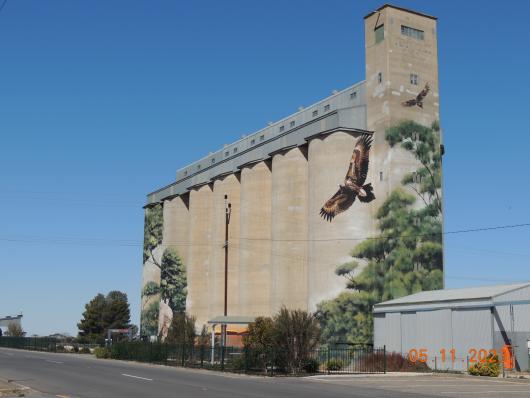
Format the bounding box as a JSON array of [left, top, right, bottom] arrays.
[[373, 283, 530, 372]]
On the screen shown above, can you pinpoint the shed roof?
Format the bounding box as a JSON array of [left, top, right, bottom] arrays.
[[207, 316, 255, 325], [374, 282, 530, 308]]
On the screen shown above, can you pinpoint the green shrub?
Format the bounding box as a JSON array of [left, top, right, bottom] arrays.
[[302, 358, 320, 373], [93, 346, 110, 359], [468, 354, 499, 377], [80, 347, 91, 354], [326, 359, 344, 371]]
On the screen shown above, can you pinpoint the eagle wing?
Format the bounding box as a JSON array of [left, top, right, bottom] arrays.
[[320, 188, 357, 222], [416, 82, 430, 102], [401, 83, 430, 107], [350, 134, 372, 186]]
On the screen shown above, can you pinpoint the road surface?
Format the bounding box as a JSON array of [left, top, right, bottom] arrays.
[[1, 348, 529, 397]]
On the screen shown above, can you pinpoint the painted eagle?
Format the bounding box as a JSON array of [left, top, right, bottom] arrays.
[[320, 134, 376, 222], [402, 83, 430, 108]]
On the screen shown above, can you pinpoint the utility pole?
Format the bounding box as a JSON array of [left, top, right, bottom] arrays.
[[222, 195, 231, 347]]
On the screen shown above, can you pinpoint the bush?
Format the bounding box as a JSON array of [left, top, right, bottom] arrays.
[[302, 358, 320, 373], [80, 347, 91, 354], [326, 359, 344, 371], [468, 354, 499, 377], [56, 345, 65, 353], [93, 346, 110, 359], [361, 351, 429, 372]]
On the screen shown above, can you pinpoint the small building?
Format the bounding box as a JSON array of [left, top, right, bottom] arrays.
[[374, 283, 530, 371], [0, 314, 23, 335]]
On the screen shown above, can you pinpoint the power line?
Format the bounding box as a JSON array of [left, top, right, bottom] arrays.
[[0, 222, 528, 247]]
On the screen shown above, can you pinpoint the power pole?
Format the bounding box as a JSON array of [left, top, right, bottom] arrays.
[[222, 195, 231, 347]]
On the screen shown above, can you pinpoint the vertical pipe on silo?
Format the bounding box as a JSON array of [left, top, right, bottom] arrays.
[[211, 174, 241, 320]]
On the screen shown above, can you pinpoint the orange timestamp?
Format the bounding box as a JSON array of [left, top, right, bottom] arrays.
[[408, 345, 514, 368]]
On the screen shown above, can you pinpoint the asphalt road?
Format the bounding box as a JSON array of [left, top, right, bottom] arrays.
[[1, 347, 529, 398]]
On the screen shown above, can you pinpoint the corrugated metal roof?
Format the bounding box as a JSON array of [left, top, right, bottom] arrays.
[[207, 315, 255, 325], [374, 283, 530, 308]]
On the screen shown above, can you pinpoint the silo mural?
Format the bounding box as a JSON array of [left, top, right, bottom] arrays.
[[141, 4, 443, 344]]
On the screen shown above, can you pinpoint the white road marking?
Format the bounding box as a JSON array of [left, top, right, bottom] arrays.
[[121, 373, 153, 381], [441, 391, 530, 395], [46, 360, 64, 364]]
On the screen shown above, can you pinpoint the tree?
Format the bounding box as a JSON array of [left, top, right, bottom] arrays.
[[102, 291, 131, 330], [317, 120, 443, 345], [160, 248, 187, 313], [6, 323, 24, 337], [78, 291, 131, 343], [140, 301, 159, 338], [165, 313, 196, 346], [78, 293, 106, 343], [143, 204, 163, 265]]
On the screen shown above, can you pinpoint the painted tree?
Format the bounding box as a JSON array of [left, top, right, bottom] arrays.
[[317, 120, 443, 345], [140, 301, 159, 337], [160, 247, 187, 313], [143, 203, 163, 265]]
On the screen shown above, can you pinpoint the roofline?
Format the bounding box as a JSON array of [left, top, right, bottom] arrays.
[[364, 4, 437, 21]]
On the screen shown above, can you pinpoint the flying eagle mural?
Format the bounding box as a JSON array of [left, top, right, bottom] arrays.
[[402, 83, 430, 108], [320, 134, 375, 222]]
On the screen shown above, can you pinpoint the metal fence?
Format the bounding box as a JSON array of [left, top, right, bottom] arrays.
[[108, 342, 387, 375], [0, 336, 98, 353]]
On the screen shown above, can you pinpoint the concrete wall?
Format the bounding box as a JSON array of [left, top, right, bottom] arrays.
[[239, 161, 272, 317], [186, 184, 214, 327], [307, 131, 377, 310], [271, 147, 309, 312], [162, 195, 189, 264]]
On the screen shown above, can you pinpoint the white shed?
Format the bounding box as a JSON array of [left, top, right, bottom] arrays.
[[373, 283, 530, 371]]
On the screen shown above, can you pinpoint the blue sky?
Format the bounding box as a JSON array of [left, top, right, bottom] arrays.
[[1, 1, 529, 336]]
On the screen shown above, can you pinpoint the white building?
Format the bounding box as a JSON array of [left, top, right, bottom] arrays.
[[374, 283, 530, 371]]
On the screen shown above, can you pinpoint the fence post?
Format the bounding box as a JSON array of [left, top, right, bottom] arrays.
[[327, 346, 330, 375], [221, 345, 225, 371], [200, 344, 204, 368], [383, 345, 387, 374]]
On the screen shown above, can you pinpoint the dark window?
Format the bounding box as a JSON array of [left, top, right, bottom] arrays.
[[184, 170, 188, 176], [225, 151, 229, 157], [378, 72, 383, 84], [410, 73, 419, 85], [233, 147, 238, 154], [350, 91, 357, 99], [279, 126, 284, 132], [324, 104, 330, 112], [250, 139, 255, 145], [375, 24, 384, 44], [379, 171, 383, 181], [312, 110, 318, 117], [401, 25, 424, 40], [260, 134, 265, 141], [211, 158, 215, 164], [290, 120, 295, 128], [197, 164, 201, 170]]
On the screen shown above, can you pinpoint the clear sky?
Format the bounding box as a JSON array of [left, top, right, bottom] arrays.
[[1, 1, 529, 336]]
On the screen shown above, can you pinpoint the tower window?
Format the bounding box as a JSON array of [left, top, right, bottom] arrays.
[[312, 110, 318, 117], [260, 134, 265, 141], [410, 74, 419, 85], [324, 104, 330, 112], [197, 164, 201, 170], [211, 158, 215, 164], [375, 24, 384, 44], [279, 126, 284, 132], [378, 72, 383, 84], [225, 151, 229, 157], [290, 120, 295, 128], [401, 25, 424, 40], [184, 170, 188, 176], [233, 147, 238, 154], [379, 171, 383, 181], [350, 91, 357, 99], [250, 138, 255, 145]]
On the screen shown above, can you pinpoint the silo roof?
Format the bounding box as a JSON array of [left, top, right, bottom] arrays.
[[374, 282, 530, 312]]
